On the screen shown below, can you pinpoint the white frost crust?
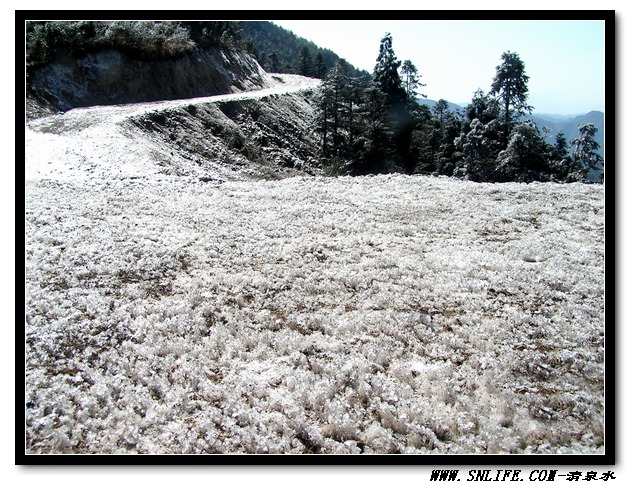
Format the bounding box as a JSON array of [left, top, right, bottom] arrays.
[[24, 172, 605, 455]]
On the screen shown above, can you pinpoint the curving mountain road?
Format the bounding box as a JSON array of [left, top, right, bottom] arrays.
[[25, 74, 321, 182]]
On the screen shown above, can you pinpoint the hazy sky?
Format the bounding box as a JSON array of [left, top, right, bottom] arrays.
[[272, 20, 606, 115]]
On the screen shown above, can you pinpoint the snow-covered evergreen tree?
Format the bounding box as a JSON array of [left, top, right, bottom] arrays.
[[314, 60, 364, 172], [350, 82, 397, 175], [495, 121, 552, 182], [548, 132, 580, 181], [465, 89, 500, 127], [454, 118, 502, 181], [490, 51, 533, 148], [571, 123, 604, 182]]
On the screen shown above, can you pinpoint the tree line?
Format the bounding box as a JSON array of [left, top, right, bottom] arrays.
[[26, 21, 365, 81], [238, 21, 367, 79], [313, 33, 604, 183]]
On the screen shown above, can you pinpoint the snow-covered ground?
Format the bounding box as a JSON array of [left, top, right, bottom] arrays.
[[24, 77, 606, 454]]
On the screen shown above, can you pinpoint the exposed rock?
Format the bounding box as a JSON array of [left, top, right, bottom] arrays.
[[27, 47, 273, 114]]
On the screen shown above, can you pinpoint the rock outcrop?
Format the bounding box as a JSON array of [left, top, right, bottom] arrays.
[[27, 47, 273, 113]]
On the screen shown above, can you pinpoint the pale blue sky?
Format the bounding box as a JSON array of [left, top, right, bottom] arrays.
[[272, 20, 606, 115]]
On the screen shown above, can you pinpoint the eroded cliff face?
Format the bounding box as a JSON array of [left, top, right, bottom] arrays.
[[27, 47, 273, 113]]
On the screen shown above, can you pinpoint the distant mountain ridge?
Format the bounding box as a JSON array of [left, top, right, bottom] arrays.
[[534, 112, 588, 121], [417, 98, 464, 114]]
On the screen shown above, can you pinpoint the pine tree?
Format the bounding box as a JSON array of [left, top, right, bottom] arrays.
[[372, 33, 414, 173], [552, 132, 569, 160], [432, 99, 450, 127], [314, 74, 333, 158], [269, 51, 281, 72], [454, 90, 502, 180], [548, 131, 572, 180], [454, 118, 502, 181], [298, 46, 313, 77], [431, 100, 461, 175], [351, 82, 396, 175], [342, 75, 364, 159], [465, 89, 500, 127], [373, 33, 407, 106], [490, 51, 533, 148], [495, 121, 552, 182], [314, 52, 327, 79], [571, 123, 604, 182], [314, 60, 362, 170], [244, 39, 257, 57], [401, 60, 426, 99], [409, 105, 437, 174], [329, 62, 346, 157]]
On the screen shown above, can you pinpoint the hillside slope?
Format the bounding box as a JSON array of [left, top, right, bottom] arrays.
[[239, 21, 368, 78], [26, 74, 322, 182], [27, 46, 273, 118]]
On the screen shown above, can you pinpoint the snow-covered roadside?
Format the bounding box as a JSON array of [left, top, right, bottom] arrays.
[[24, 74, 321, 182], [24, 173, 605, 454]]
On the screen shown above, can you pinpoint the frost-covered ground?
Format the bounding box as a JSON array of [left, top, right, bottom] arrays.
[[24, 174, 605, 454], [24, 77, 606, 455]]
